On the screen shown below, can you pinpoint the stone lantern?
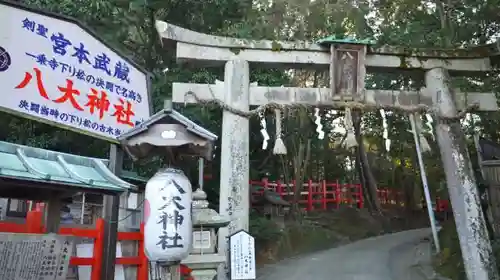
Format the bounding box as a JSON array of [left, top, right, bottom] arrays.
[[184, 187, 229, 280], [317, 36, 374, 102]]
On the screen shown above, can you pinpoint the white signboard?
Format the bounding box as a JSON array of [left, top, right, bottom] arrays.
[[229, 230, 256, 280], [0, 3, 150, 140]]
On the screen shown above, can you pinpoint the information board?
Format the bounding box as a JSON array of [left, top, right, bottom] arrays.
[[229, 230, 256, 280], [0, 2, 151, 141], [0, 232, 74, 280]]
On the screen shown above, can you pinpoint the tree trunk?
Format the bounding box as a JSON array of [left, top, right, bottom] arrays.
[[400, 157, 419, 211], [353, 110, 381, 212], [292, 139, 311, 213], [355, 147, 373, 210]]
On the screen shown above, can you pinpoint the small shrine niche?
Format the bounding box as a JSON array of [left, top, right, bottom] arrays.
[[317, 36, 372, 102], [330, 44, 366, 101]]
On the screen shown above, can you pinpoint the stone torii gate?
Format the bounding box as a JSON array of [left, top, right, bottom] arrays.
[[155, 21, 500, 280]]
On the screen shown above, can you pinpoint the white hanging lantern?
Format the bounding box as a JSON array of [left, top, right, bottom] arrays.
[[144, 168, 193, 262]]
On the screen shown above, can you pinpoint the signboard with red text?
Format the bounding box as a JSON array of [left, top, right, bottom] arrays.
[[0, 2, 151, 141]]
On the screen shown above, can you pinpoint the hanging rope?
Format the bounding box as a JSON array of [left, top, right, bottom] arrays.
[[273, 108, 287, 155], [184, 89, 479, 122], [183, 88, 478, 155]]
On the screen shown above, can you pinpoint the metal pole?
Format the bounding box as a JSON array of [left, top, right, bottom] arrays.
[[409, 113, 440, 253], [198, 158, 204, 191], [80, 193, 86, 224], [473, 135, 485, 177]]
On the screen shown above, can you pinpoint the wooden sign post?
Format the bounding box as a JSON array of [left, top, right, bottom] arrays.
[[229, 230, 256, 280]]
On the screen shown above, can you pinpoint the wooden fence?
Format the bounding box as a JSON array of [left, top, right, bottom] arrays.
[[250, 179, 450, 212]]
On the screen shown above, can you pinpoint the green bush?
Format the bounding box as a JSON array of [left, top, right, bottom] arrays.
[[434, 220, 466, 280], [249, 210, 343, 261], [434, 220, 500, 280], [249, 210, 283, 248]]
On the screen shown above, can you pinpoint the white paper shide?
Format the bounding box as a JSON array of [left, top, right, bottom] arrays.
[[144, 168, 192, 262], [230, 230, 256, 280]]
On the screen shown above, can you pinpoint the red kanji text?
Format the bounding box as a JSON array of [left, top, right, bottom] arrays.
[[54, 79, 84, 111], [112, 98, 135, 127], [15, 68, 49, 100], [86, 89, 110, 119]]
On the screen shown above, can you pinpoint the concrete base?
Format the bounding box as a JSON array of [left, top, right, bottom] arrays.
[[191, 270, 217, 280], [183, 254, 226, 280]]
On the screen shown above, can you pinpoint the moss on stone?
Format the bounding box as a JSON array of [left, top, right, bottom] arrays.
[[229, 48, 241, 55], [399, 56, 410, 68], [271, 41, 282, 52]]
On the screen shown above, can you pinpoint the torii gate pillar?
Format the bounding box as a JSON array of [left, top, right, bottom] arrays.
[[217, 59, 251, 279], [427, 67, 499, 280]]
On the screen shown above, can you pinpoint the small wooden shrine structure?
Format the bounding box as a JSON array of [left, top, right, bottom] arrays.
[[476, 137, 500, 236], [0, 141, 136, 232], [0, 140, 138, 280]]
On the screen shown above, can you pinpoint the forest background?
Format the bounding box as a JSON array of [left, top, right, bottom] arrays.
[[6, 0, 500, 277]]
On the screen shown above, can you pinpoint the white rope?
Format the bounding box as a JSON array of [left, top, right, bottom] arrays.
[[184, 89, 479, 121]]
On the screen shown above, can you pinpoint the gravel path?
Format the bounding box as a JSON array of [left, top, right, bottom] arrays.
[[257, 228, 439, 280]]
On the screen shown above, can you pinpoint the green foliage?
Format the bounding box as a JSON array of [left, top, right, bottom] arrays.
[[249, 210, 283, 247], [434, 220, 466, 280], [436, 220, 500, 280], [5, 0, 500, 216], [249, 212, 343, 260], [8, 0, 500, 267]]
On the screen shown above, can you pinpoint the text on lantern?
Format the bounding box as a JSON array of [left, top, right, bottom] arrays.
[[156, 180, 186, 249]]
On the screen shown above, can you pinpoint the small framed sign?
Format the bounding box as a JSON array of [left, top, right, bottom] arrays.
[[229, 230, 256, 280]]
